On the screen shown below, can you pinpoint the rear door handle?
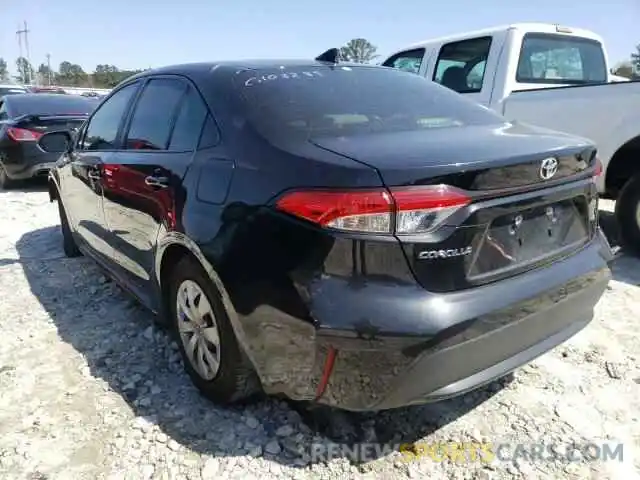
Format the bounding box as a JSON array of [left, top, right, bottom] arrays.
[[144, 175, 169, 188]]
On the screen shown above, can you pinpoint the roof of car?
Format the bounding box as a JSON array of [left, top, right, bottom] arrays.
[[125, 60, 381, 82]]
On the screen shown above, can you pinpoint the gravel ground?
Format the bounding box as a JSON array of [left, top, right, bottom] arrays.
[[0, 184, 638, 480]]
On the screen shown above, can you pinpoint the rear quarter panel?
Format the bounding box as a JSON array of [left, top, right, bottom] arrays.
[[501, 81, 640, 193]]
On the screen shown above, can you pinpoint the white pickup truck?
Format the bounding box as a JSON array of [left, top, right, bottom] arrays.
[[381, 23, 640, 254]]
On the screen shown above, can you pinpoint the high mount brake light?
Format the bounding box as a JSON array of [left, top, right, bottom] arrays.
[[7, 127, 43, 142], [275, 185, 471, 235]]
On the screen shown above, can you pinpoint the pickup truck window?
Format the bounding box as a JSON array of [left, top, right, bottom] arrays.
[[516, 33, 607, 84], [433, 37, 492, 93], [381, 48, 425, 74]]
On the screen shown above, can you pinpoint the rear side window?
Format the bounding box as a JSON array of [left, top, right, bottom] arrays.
[[125, 78, 186, 150], [198, 115, 220, 149], [0, 102, 8, 120], [168, 86, 209, 152], [516, 33, 607, 84], [234, 65, 504, 141], [382, 48, 425, 74], [82, 83, 138, 151], [433, 37, 492, 93]]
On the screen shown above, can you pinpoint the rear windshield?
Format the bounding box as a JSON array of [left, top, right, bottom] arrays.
[[233, 65, 505, 140], [516, 33, 607, 85], [0, 87, 28, 98], [8, 94, 96, 117]]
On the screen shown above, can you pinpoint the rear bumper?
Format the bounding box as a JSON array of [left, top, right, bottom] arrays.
[[1, 143, 59, 180], [236, 229, 612, 411], [6, 161, 56, 180]]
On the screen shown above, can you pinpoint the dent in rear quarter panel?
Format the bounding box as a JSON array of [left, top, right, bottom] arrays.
[[179, 127, 411, 399]]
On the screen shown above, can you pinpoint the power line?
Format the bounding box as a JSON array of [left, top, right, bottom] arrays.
[[16, 21, 31, 84], [46, 53, 52, 85]]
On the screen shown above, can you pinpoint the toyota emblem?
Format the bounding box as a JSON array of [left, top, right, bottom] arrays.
[[540, 157, 558, 180]]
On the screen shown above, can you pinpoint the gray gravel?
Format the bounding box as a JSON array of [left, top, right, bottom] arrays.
[[0, 186, 638, 480]]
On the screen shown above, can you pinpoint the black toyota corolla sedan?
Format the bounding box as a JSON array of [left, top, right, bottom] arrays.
[[38, 59, 613, 411]]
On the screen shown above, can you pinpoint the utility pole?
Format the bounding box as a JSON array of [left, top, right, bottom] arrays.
[[16, 21, 31, 84], [46, 53, 52, 85]]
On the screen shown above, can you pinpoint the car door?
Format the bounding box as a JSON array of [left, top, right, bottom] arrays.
[[59, 82, 140, 263], [102, 76, 208, 307]]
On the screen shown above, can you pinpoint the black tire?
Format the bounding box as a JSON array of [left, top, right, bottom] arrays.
[[615, 174, 640, 256], [0, 163, 16, 190], [168, 256, 260, 404], [58, 198, 82, 258]]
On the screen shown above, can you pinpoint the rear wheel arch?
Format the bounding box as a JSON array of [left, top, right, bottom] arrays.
[[605, 135, 640, 198], [158, 243, 193, 317], [155, 236, 249, 345], [156, 236, 260, 385]]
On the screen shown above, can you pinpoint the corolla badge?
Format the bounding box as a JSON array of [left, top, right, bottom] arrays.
[[539, 157, 559, 180], [418, 246, 473, 260]]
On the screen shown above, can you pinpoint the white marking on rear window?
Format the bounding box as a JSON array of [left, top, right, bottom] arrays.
[[243, 70, 324, 87]]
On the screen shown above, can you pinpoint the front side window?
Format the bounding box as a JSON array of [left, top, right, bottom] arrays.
[[125, 78, 186, 150], [433, 37, 492, 93], [516, 33, 607, 84], [82, 82, 138, 151], [382, 48, 426, 74]]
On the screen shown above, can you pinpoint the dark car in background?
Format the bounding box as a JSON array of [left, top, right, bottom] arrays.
[[0, 85, 29, 100], [31, 86, 68, 94], [38, 61, 612, 412], [0, 93, 97, 188]]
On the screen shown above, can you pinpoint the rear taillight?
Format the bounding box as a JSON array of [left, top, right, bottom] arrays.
[[7, 127, 43, 142], [275, 185, 471, 235]]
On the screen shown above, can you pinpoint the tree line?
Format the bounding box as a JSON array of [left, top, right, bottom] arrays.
[[0, 38, 637, 88], [0, 57, 144, 89], [612, 45, 640, 79]]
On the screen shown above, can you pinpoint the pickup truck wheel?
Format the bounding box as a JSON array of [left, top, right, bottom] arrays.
[[167, 256, 261, 405], [615, 174, 640, 256], [0, 164, 16, 190], [58, 199, 82, 258]]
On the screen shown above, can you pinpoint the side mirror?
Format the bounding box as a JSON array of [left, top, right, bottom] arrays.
[[38, 130, 73, 154]]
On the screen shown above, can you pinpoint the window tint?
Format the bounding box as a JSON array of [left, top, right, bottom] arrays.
[[433, 37, 492, 93], [198, 115, 220, 149], [234, 66, 504, 142], [168, 86, 209, 151], [82, 83, 138, 151], [516, 34, 607, 84], [125, 78, 186, 150], [382, 49, 425, 74]]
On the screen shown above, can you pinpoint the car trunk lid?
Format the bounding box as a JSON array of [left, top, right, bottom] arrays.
[[13, 114, 88, 136], [309, 123, 600, 292]]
